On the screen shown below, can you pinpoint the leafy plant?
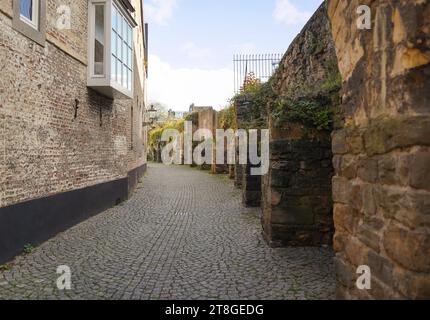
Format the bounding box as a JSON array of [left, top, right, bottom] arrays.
[[184, 111, 199, 125], [23, 244, 34, 254], [218, 104, 236, 130], [0, 264, 12, 271], [232, 78, 276, 129], [270, 58, 342, 132], [272, 94, 335, 131]]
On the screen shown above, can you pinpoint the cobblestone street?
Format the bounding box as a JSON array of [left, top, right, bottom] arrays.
[[0, 164, 335, 300]]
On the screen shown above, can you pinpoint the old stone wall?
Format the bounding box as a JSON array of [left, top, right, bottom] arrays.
[[233, 98, 263, 208], [0, 0, 147, 208], [328, 0, 430, 299], [197, 108, 216, 171], [262, 4, 337, 247]]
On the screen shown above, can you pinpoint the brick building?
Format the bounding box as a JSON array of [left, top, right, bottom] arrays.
[[0, 0, 149, 263]]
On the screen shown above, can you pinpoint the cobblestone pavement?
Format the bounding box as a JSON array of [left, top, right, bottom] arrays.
[[0, 164, 335, 300]]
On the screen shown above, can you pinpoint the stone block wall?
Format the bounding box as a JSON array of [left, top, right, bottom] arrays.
[[233, 98, 262, 207], [197, 108, 216, 171], [262, 139, 334, 246], [328, 0, 430, 299], [262, 4, 337, 247]]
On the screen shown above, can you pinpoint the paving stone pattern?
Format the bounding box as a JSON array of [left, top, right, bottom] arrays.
[[0, 164, 335, 300]]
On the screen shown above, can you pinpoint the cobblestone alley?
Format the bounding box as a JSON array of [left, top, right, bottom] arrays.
[[0, 164, 335, 300]]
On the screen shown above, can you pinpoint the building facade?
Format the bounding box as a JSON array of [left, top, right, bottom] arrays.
[[0, 0, 149, 263]]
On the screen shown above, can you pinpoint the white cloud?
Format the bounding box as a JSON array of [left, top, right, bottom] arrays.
[[145, 0, 178, 26], [148, 55, 234, 111], [273, 0, 312, 26], [181, 42, 213, 60]]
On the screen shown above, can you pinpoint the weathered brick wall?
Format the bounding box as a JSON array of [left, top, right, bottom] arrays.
[[262, 4, 336, 247], [328, 0, 430, 299], [0, 0, 147, 208]]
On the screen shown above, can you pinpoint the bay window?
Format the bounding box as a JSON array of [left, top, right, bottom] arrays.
[[87, 0, 137, 99]]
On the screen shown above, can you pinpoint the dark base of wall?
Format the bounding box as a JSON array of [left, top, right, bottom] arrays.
[[262, 224, 334, 248], [0, 164, 147, 264], [212, 164, 229, 174], [242, 165, 262, 207], [128, 163, 147, 196], [234, 164, 244, 188], [228, 165, 235, 180]]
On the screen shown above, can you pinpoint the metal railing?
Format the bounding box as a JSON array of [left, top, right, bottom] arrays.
[[233, 53, 283, 94]]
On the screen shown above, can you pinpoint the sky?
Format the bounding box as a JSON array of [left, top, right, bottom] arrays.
[[145, 0, 324, 112]]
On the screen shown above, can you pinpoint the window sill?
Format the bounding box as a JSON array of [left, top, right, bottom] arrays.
[[87, 79, 133, 100]]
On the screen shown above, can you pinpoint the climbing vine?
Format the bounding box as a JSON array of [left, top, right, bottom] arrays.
[[271, 58, 342, 132], [217, 104, 237, 130], [232, 73, 276, 129]]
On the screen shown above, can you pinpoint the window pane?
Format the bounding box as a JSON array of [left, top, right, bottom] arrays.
[[20, 0, 33, 20], [127, 25, 132, 45], [111, 55, 116, 81], [116, 33, 121, 58], [111, 30, 117, 57], [122, 63, 126, 87], [128, 69, 132, 90], [118, 15, 122, 39], [123, 19, 127, 42], [123, 40, 127, 64], [112, 6, 117, 32], [127, 47, 132, 68], [116, 58, 121, 82], [94, 4, 105, 75]]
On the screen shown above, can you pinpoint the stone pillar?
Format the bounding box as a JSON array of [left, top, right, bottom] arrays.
[[242, 164, 261, 207], [234, 155, 244, 188], [233, 99, 248, 189], [263, 138, 334, 247], [328, 0, 430, 299], [228, 165, 235, 180], [212, 112, 230, 175], [197, 108, 216, 170], [233, 99, 262, 207], [262, 4, 336, 247]]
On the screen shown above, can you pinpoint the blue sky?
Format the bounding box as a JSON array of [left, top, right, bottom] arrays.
[[145, 0, 323, 111]]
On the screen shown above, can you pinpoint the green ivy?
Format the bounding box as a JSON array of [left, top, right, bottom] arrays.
[[271, 58, 342, 132], [218, 104, 236, 130], [271, 95, 334, 131], [184, 111, 199, 125], [232, 81, 276, 129]]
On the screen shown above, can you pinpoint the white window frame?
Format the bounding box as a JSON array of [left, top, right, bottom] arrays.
[[89, 0, 107, 78], [20, 0, 39, 30], [111, 3, 134, 91], [88, 0, 136, 99]]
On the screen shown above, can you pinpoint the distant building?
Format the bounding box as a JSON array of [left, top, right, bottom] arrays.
[[189, 103, 213, 113]]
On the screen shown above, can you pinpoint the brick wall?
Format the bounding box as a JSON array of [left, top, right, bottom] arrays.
[[328, 0, 430, 299], [0, 0, 147, 208]]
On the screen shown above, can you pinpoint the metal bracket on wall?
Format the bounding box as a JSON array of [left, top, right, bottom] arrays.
[[100, 106, 103, 127], [74, 99, 79, 119]]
